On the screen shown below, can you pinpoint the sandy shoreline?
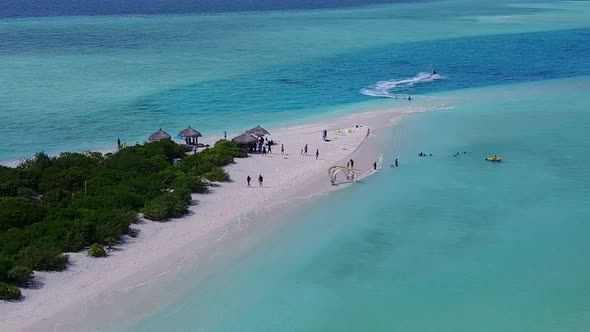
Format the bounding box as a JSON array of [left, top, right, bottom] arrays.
[[0, 101, 442, 332]]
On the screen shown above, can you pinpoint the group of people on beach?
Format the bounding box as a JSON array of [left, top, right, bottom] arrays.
[[300, 143, 320, 159], [246, 174, 264, 187]]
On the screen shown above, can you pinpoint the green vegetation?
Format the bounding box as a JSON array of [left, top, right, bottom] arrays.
[[0, 139, 246, 298], [0, 281, 22, 301], [88, 243, 107, 257]]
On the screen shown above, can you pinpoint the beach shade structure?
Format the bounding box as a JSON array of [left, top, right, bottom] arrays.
[[178, 126, 202, 145], [148, 129, 172, 142], [231, 132, 258, 148], [246, 125, 270, 137]]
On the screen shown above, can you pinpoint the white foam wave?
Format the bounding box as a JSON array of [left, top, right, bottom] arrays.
[[361, 72, 444, 98]]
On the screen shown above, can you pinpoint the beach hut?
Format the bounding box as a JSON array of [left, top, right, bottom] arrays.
[[148, 129, 172, 142], [246, 125, 270, 137], [178, 126, 202, 146], [231, 132, 258, 149]]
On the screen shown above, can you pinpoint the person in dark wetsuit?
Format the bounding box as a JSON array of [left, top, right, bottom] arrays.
[[373, 162, 377, 170], [258, 175, 263, 187], [247, 175, 251, 187], [395, 158, 399, 167]]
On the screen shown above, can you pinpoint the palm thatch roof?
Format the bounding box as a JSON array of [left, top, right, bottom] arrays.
[[246, 125, 270, 137], [178, 126, 202, 138], [148, 129, 172, 142], [231, 132, 258, 146]]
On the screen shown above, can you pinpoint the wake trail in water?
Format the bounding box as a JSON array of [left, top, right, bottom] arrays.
[[361, 72, 445, 98]]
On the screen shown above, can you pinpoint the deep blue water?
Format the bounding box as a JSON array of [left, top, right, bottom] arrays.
[[130, 28, 590, 119], [0, 0, 426, 18]]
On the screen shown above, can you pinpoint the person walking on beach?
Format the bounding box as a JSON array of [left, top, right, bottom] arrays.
[[316, 149, 319, 160], [268, 143, 272, 154], [247, 175, 251, 187], [258, 174, 264, 187], [304, 144, 308, 156], [281, 144, 284, 155], [262, 146, 267, 155], [349, 159, 354, 169]]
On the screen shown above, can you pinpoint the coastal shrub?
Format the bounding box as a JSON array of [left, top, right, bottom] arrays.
[[0, 281, 22, 301], [0, 166, 25, 197], [0, 255, 15, 281], [16, 187, 38, 198], [15, 246, 69, 271], [88, 243, 107, 257], [0, 139, 246, 289], [212, 140, 248, 158], [143, 196, 168, 221], [0, 197, 46, 231], [203, 167, 230, 182], [7, 266, 33, 286], [172, 188, 192, 204], [143, 194, 189, 221]]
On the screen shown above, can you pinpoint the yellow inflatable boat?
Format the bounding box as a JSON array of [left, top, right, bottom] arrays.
[[485, 156, 502, 162]]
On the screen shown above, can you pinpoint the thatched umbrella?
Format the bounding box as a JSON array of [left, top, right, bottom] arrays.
[[148, 129, 171, 142], [178, 126, 202, 145], [246, 125, 270, 137], [232, 132, 258, 148]]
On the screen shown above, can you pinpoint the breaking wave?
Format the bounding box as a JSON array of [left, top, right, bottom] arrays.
[[361, 72, 444, 98]]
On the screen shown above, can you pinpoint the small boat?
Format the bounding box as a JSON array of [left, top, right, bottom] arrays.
[[485, 156, 502, 162]]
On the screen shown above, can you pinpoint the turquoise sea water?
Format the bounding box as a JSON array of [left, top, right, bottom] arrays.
[[1, 0, 590, 161], [2, 0, 590, 330], [116, 77, 590, 331]]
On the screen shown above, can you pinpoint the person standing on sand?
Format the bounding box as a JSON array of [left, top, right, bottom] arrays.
[[262, 146, 267, 155], [281, 144, 284, 155], [304, 144, 308, 156], [316, 149, 319, 160], [247, 175, 251, 187], [350, 159, 354, 169], [268, 143, 272, 154], [258, 174, 264, 187]]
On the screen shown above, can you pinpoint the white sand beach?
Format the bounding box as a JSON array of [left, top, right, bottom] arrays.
[[0, 102, 442, 332]]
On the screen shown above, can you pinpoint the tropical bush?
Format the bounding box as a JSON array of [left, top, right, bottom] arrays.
[[203, 167, 230, 182], [7, 266, 33, 286], [88, 243, 107, 257], [0, 139, 247, 298], [0, 281, 22, 300], [143, 193, 189, 221]]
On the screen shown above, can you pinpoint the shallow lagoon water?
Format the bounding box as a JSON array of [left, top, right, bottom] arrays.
[[117, 77, 590, 331]]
